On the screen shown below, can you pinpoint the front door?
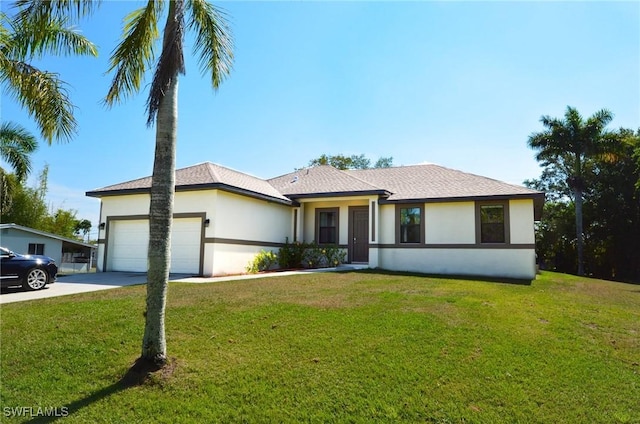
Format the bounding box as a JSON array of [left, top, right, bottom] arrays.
[[350, 207, 369, 263]]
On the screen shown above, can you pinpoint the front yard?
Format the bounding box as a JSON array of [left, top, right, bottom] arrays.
[[1, 271, 638, 423]]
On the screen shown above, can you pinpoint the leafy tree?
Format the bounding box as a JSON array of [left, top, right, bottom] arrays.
[[40, 208, 79, 239], [0, 167, 47, 226], [528, 106, 617, 276], [527, 127, 640, 282], [583, 128, 640, 282], [104, 0, 233, 368], [74, 218, 92, 242], [307, 154, 393, 170]]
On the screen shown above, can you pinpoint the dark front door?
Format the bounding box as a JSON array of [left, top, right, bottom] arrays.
[[350, 207, 369, 263]]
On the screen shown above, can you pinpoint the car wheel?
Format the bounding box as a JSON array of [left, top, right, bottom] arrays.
[[24, 268, 48, 291]]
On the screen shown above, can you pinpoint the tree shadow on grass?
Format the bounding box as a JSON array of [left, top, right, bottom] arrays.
[[25, 357, 176, 423]]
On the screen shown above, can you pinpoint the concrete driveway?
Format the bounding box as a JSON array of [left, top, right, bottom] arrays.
[[0, 272, 187, 305]]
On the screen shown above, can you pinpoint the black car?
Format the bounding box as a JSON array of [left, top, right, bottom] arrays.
[[0, 247, 58, 290]]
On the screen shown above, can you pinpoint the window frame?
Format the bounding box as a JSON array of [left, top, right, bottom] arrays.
[[315, 207, 339, 245], [475, 200, 510, 244], [395, 204, 424, 244], [28, 243, 45, 255]]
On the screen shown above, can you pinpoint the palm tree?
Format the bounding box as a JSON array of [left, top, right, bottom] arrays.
[[528, 106, 615, 276], [0, 121, 37, 181], [1, 4, 98, 144], [104, 0, 233, 367]]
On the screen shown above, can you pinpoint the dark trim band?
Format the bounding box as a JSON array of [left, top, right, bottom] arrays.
[[375, 243, 535, 250]]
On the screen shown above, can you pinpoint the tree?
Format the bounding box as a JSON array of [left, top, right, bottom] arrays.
[[104, 0, 233, 368], [528, 106, 616, 276], [1, 3, 97, 144], [528, 127, 640, 282], [306, 154, 393, 170], [74, 219, 92, 242], [1, 1, 97, 207], [0, 121, 37, 181]]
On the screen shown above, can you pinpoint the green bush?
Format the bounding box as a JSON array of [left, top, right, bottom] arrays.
[[278, 241, 307, 269], [277, 241, 348, 270], [246, 250, 278, 274]]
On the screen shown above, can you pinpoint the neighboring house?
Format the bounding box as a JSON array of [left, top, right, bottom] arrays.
[[0, 223, 95, 267], [86, 162, 544, 280]]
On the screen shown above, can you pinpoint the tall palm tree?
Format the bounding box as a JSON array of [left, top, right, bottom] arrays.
[[104, 0, 233, 367], [528, 106, 614, 276]]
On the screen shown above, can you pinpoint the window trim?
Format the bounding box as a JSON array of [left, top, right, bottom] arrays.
[[315, 207, 339, 245], [28, 243, 45, 255], [395, 204, 425, 244], [475, 200, 510, 244]]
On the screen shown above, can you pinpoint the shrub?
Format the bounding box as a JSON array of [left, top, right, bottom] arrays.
[[278, 241, 348, 269], [246, 250, 278, 274], [278, 241, 307, 269]]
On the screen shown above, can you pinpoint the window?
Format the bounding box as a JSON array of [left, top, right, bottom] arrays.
[[397, 205, 423, 244], [476, 201, 509, 244], [28, 243, 45, 255], [316, 208, 339, 244]]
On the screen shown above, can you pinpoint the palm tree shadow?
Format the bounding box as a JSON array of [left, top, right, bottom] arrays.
[[25, 358, 171, 423]]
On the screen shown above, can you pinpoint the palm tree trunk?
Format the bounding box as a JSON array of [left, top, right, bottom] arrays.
[[141, 77, 178, 366], [575, 187, 584, 276]]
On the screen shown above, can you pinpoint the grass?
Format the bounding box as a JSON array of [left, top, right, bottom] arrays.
[[1, 271, 638, 423]]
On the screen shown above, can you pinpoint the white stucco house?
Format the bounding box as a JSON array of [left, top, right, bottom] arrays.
[[86, 162, 544, 281]]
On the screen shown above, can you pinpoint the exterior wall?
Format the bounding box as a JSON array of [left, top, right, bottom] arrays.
[[425, 202, 475, 244], [301, 197, 369, 245], [206, 191, 292, 276], [378, 204, 395, 245], [377, 199, 537, 280], [212, 191, 291, 242], [509, 199, 535, 244], [0, 229, 63, 263], [97, 189, 292, 276], [378, 248, 536, 280]]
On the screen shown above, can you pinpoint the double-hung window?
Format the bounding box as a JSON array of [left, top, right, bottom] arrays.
[[477, 201, 509, 244], [316, 208, 339, 244], [397, 205, 423, 244]]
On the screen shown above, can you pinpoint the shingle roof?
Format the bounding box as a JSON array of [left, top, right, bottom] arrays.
[[86, 162, 291, 203], [87, 162, 542, 207], [267, 165, 388, 198], [348, 164, 542, 201]]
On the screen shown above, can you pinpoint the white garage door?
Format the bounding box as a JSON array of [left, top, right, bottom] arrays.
[[108, 218, 201, 274]]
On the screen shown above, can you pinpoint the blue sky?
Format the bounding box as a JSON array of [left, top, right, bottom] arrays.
[[2, 1, 639, 239]]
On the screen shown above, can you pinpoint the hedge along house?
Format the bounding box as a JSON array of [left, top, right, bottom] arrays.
[[87, 162, 544, 280]]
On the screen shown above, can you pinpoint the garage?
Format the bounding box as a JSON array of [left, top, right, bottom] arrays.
[[107, 217, 202, 274]]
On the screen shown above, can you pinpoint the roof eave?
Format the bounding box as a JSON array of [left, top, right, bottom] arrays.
[[379, 192, 545, 207], [87, 183, 294, 206], [284, 189, 390, 200]]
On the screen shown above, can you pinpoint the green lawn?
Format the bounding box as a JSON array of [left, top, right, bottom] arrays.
[[1, 271, 638, 423]]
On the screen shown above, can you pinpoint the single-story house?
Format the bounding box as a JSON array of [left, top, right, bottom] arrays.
[[0, 223, 96, 267], [86, 162, 544, 281]]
